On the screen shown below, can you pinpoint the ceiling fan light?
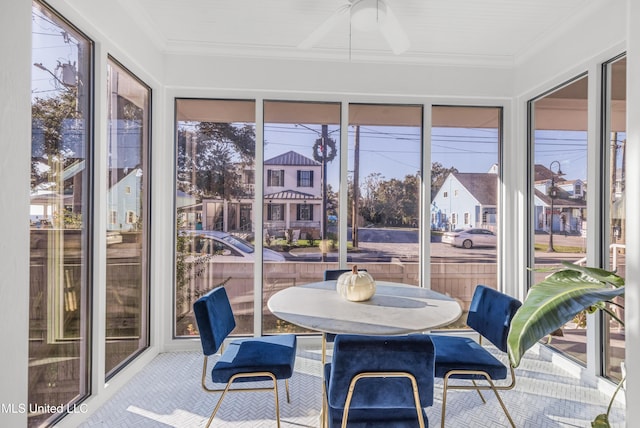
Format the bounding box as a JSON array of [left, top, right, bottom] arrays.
[[351, 0, 387, 32]]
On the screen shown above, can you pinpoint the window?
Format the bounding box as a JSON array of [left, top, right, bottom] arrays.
[[297, 170, 314, 187], [297, 203, 313, 221], [30, 2, 93, 425], [267, 203, 284, 221], [348, 103, 422, 284], [528, 75, 588, 364], [175, 99, 256, 336], [268, 169, 284, 186], [602, 55, 626, 381], [105, 57, 151, 377], [263, 100, 341, 334], [431, 106, 502, 324]]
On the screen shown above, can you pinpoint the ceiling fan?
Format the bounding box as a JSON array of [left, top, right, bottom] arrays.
[[298, 0, 410, 55]]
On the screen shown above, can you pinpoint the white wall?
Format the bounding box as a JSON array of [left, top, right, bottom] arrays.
[[1, 4, 32, 426], [514, 0, 626, 96], [164, 54, 514, 99], [49, 0, 165, 82]]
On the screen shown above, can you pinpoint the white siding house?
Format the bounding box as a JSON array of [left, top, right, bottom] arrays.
[[264, 151, 322, 239], [107, 168, 143, 231], [431, 172, 498, 231], [533, 164, 586, 234], [199, 150, 323, 238]]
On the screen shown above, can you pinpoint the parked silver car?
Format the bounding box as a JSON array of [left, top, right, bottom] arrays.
[[184, 230, 285, 261], [442, 228, 497, 249]]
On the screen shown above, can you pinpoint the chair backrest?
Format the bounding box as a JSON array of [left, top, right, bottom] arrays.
[[328, 334, 435, 410], [323, 268, 367, 280], [193, 287, 236, 356], [466, 285, 522, 353]]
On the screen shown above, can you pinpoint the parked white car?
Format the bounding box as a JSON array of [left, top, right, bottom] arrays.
[[183, 230, 285, 261], [442, 228, 497, 249]]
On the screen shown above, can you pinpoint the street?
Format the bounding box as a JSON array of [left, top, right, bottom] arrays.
[[286, 227, 593, 265]]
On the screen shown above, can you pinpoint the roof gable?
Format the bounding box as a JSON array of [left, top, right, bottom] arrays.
[[453, 173, 498, 205], [264, 150, 320, 166]]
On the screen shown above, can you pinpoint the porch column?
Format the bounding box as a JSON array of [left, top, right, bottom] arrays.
[[285, 201, 291, 230]]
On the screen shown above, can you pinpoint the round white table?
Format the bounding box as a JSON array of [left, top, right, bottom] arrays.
[[267, 280, 462, 335], [269, 280, 462, 427]]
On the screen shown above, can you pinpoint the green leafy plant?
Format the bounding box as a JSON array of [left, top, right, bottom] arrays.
[[507, 262, 625, 427]]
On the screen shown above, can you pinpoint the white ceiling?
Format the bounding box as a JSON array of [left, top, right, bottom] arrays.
[[124, 0, 601, 67]]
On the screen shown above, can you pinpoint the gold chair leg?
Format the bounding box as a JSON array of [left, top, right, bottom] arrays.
[[322, 332, 327, 365], [472, 379, 487, 403], [205, 382, 234, 428], [285, 378, 290, 403], [322, 379, 328, 428], [321, 333, 329, 427], [202, 370, 283, 428], [441, 377, 449, 428], [484, 377, 515, 428], [440, 369, 516, 428], [273, 378, 281, 428]]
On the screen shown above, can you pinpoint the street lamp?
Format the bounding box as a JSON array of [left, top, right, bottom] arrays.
[[547, 160, 563, 252]]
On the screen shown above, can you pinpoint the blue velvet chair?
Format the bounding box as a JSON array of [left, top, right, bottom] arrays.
[[321, 269, 367, 365], [324, 334, 436, 428], [193, 287, 297, 428], [430, 285, 521, 428]]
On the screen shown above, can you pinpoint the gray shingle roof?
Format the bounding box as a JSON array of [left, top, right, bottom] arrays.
[[534, 164, 567, 183], [453, 173, 498, 205], [264, 150, 320, 166], [534, 189, 586, 207]]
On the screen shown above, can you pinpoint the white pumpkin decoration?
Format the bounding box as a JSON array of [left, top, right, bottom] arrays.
[[336, 266, 376, 302]]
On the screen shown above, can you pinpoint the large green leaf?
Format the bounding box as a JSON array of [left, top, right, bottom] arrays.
[[556, 262, 625, 288], [507, 264, 625, 367]]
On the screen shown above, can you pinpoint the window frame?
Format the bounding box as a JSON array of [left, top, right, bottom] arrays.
[[297, 170, 313, 187], [268, 169, 285, 187], [30, 1, 95, 424]]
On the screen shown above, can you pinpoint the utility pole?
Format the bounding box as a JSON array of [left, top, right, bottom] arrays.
[[321, 125, 328, 262], [352, 126, 360, 248], [547, 160, 562, 252]]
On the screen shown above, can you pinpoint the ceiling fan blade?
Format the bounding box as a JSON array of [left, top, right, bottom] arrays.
[[379, 1, 410, 54], [298, 4, 351, 50]]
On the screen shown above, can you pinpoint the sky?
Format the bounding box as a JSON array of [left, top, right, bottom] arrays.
[[534, 130, 588, 182], [264, 123, 597, 189], [32, 7, 82, 101], [264, 123, 501, 190]]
